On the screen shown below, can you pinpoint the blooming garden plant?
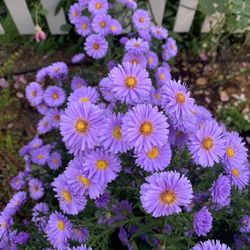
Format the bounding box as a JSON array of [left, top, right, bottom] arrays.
[[0, 0, 250, 249]]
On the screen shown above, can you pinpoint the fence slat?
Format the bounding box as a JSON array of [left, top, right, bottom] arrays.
[[173, 0, 198, 32], [0, 24, 5, 34], [3, 0, 35, 34], [148, 0, 167, 25], [40, 0, 68, 34], [201, 13, 225, 33]]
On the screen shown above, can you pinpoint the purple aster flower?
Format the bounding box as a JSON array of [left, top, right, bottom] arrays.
[[192, 239, 230, 250], [101, 113, 129, 153], [146, 51, 158, 69], [99, 77, 114, 102], [210, 174, 231, 207], [125, 38, 149, 54], [140, 171, 193, 217], [71, 227, 89, 243], [68, 86, 99, 105], [47, 151, 62, 170], [193, 206, 213, 236], [82, 148, 121, 185], [222, 131, 247, 167], [118, 227, 132, 250], [168, 127, 188, 149], [28, 137, 43, 150], [60, 102, 104, 155], [0, 213, 13, 238], [30, 145, 50, 166], [132, 9, 151, 31], [155, 66, 171, 86], [150, 88, 162, 106], [72, 53, 86, 64], [4, 191, 27, 216], [37, 116, 53, 134], [68, 3, 82, 25], [36, 67, 48, 82], [15, 231, 29, 245], [135, 143, 172, 173], [45, 108, 62, 128], [44, 86, 66, 107], [107, 60, 117, 71], [84, 34, 108, 59], [163, 224, 172, 234], [78, 0, 88, 8], [71, 245, 92, 250], [122, 104, 169, 152], [25, 82, 43, 106], [64, 157, 105, 199], [29, 178, 44, 200], [224, 164, 249, 190], [45, 211, 72, 250], [138, 30, 152, 42], [110, 19, 122, 35], [108, 62, 152, 104], [240, 215, 250, 233], [48, 62, 68, 80], [162, 37, 178, 61], [161, 80, 194, 117], [75, 17, 91, 37], [32, 202, 49, 231], [117, 0, 137, 9], [71, 76, 87, 91], [92, 14, 111, 36], [94, 192, 110, 208], [88, 0, 108, 15], [37, 102, 49, 115], [119, 36, 129, 45], [122, 52, 147, 68], [52, 174, 87, 215], [188, 120, 226, 167], [10, 173, 25, 191], [19, 144, 30, 157], [151, 25, 168, 40]]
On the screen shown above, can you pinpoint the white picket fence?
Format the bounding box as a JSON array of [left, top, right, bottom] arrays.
[[0, 0, 220, 35]]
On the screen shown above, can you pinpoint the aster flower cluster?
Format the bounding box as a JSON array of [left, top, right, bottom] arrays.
[[1, 0, 249, 249]]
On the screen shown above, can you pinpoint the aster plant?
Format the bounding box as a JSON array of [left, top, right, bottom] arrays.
[[1, 0, 249, 249]]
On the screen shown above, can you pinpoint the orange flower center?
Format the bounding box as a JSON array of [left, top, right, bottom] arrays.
[[96, 160, 108, 170], [99, 21, 106, 28], [160, 190, 176, 204], [37, 154, 44, 160], [139, 17, 144, 23], [140, 122, 153, 136], [78, 176, 90, 187], [80, 97, 89, 103], [52, 93, 59, 100], [82, 23, 87, 29], [93, 43, 100, 50], [95, 3, 102, 9], [175, 93, 185, 104], [232, 168, 239, 177], [146, 147, 159, 159], [61, 190, 72, 203], [75, 119, 88, 134], [57, 220, 65, 231], [202, 137, 214, 150], [112, 126, 122, 140], [125, 76, 137, 88], [226, 147, 235, 158]]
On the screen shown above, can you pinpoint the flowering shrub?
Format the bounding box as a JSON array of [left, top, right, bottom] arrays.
[[1, 0, 250, 249]]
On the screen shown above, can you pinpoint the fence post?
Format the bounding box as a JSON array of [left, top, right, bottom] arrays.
[[173, 0, 198, 32], [148, 0, 167, 25], [3, 0, 35, 34], [40, 0, 68, 34]]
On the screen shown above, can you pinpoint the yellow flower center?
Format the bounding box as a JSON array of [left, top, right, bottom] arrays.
[[171, 44, 176, 50], [155, 93, 161, 100], [140, 122, 153, 136], [61, 190, 72, 203], [96, 160, 108, 170], [131, 59, 138, 64], [75, 119, 88, 134], [78, 176, 90, 187], [53, 158, 58, 164], [146, 147, 159, 159], [139, 17, 144, 23], [82, 23, 87, 29], [37, 154, 44, 160], [73, 11, 78, 17], [43, 121, 48, 127], [33, 185, 38, 192], [148, 57, 153, 64], [112, 126, 122, 140], [100, 21, 106, 28], [31, 91, 37, 97], [175, 93, 185, 104], [159, 73, 165, 80], [232, 168, 239, 177], [111, 25, 116, 31], [53, 67, 60, 72], [57, 220, 65, 231], [80, 97, 89, 103], [52, 93, 59, 100], [160, 190, 176, 204], [125, 76, 137, 88], [133, 42, 140, 48], [1, 222, 7, 229], [95, 3, 102, 9], [156, 29, 161, 34], [226, 147, 235, 158], [93, 43, 100, 50], [202, 137, 214, 150]]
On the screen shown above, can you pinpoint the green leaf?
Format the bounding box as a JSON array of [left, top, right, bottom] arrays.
[[55, 0, 64, 15]]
